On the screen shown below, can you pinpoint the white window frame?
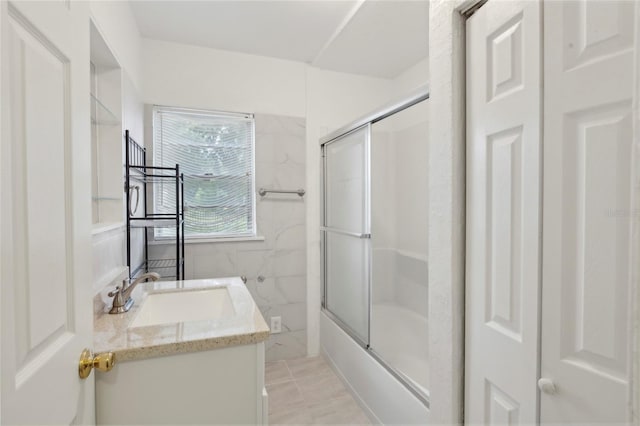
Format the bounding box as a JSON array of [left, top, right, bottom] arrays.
[[152, 105, 257, 241]]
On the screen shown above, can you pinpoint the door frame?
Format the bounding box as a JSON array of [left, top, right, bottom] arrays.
[[426, 1, 479, 423]]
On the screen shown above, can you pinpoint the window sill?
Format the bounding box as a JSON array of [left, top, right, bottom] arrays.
[[148, 235, 265, 245]]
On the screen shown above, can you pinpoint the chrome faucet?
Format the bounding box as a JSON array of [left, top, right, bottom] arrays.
[[108, 272, 160, 314]]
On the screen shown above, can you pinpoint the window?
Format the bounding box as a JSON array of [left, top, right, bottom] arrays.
[[153, 106, 256, 239]]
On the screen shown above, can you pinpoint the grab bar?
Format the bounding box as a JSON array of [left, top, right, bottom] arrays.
[[258, 188, 305, 197], [320, 227, 371, 239]]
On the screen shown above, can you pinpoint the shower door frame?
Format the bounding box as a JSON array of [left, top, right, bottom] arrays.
[[320, 86, 430, 407]]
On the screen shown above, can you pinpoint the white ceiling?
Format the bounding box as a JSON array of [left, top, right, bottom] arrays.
[[129, 0, 429, 79]]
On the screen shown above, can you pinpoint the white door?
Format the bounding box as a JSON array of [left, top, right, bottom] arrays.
[[541, 1, 635, 423], [465, 1, 542, 424], [0, 1, 94, 424]]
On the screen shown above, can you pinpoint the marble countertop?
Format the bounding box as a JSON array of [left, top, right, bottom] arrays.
[[94, 277, 270, 362]]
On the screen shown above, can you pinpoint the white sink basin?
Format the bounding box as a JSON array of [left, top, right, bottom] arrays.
[[129, 287, 235, 328]]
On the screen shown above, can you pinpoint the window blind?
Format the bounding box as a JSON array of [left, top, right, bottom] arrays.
[[153, 107, 255, 238]]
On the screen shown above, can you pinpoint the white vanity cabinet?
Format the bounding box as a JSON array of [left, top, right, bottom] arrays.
[[96, 342, 267, 425]]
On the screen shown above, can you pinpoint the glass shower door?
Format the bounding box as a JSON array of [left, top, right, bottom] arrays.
[[322, 125, 371, 344]]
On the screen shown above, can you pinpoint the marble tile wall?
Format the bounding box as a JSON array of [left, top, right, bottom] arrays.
[[149, 113, 307, 361]]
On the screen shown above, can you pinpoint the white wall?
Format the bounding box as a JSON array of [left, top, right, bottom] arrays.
[[122, 73, 144, 143], [90, 1, 144, 141], [89, 1, 142, 91], [141, 38, 307, 118], [393, 57, 430, 95], [428, 1, 466, 424]]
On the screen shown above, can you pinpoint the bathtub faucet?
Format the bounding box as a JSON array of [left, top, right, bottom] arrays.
[[108, 272, 160, 314]]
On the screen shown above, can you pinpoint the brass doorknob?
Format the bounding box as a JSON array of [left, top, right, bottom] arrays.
[[78, 348, 116, 379]]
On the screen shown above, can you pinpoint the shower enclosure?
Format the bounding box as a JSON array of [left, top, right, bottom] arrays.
[[321, 89, 430, 406]]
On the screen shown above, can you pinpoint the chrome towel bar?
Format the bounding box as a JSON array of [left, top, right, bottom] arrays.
[[258, 188, 305, 197]]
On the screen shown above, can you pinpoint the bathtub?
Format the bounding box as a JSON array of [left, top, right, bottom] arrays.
[[321, 248, 429, 423], [321, 310, 430, 424]]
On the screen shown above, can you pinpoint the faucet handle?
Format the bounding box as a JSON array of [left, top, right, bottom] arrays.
[[107, 286, 121, 298]]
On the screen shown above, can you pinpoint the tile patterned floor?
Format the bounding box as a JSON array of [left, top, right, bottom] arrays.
[[266, 356, 372, 425]]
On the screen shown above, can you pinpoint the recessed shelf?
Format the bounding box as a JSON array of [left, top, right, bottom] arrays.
[[90, 93, 120, 126]]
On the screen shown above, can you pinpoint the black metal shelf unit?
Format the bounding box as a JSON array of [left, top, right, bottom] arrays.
[[125, 130, 185, 280]]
